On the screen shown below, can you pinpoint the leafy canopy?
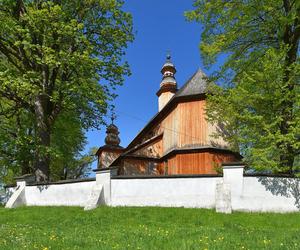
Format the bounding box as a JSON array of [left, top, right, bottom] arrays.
[[0, 0, 133, 128], [0, 0, 134, 181], [186, 0, 300, 173]]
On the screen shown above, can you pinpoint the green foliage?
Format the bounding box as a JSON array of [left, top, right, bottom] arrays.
[[1, 206, 300, 249], [49, 112, 97, 181], [0, 100, 35, 183], [212, 162, 223, 174], [0, 106, 97, 182], [0, 0, 133, 128], [187, 0, 300, 173], [0, 0, 133, 180]]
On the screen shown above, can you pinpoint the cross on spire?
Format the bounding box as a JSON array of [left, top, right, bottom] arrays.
[[111, 112, 116, 124], [166, 50, 171, 62]]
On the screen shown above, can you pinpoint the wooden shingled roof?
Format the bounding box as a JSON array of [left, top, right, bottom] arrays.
[[174, 69, 210, 98]]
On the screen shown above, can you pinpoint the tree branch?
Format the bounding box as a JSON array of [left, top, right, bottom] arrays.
[[0, 87, 34, 112]]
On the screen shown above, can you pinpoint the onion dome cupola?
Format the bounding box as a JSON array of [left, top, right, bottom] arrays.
[[104, 115, 121, 146], [156, 53, 178, 111], [160, 54, 177, 86], [96, 113, 124, 170]]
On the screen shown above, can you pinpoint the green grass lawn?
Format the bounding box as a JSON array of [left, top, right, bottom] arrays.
[[0, 206, 299, 250]]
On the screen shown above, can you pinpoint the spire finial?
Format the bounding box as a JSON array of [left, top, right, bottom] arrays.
[[110, 105, 117, 124], [111, 112, 116, 124], [166, 50, 171, 62], [161, 50, 176, 78]]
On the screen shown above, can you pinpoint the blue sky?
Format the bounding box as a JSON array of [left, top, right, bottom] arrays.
[[86, 0, 210, 161]]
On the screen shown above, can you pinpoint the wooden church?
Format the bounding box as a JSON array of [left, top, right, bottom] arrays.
[[96, 55, 241, 175]]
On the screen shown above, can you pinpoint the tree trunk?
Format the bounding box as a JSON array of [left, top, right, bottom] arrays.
[[278, 4, 299, 174], [34, 94, 51, 182], [21, 160, 31, 175]]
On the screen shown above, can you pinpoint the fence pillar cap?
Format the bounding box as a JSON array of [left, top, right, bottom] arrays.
[[14, 174, 35, 184], [93, 167, 118, 173], [222, 162, 245, 169]]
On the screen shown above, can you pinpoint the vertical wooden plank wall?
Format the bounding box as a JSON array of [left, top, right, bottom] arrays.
[[178, 100, 208, 147], [161, 100, 208, 153], [161, 105, 179, 152], [166, 152, 236, 175]]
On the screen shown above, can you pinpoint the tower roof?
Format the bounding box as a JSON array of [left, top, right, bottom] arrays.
[[160, 54, 177, 87], [174, 69, 209, 98], [105, 123, 121, 146]]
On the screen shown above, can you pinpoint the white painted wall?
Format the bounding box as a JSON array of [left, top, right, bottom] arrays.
[[25, 181, 96, 207], [111, 177, 221, 208], [5, 168, 300, 213], [234, 177, 300, 212]]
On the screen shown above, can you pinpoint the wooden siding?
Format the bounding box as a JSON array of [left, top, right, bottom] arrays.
[[129, 99, 228, 157], [206, 117, 228, 147], [160, 99, 228, 153], [177, 100, 208, 147], [98, 151, 122, 169], [119, 159, 163, 175], [132, 139, 163, 158], [118, 151, 237, 176], [166, 152, 236, 175], [161, 104, 179, 152], [117, 98, 235, 175], [160, 100, 208, 153]]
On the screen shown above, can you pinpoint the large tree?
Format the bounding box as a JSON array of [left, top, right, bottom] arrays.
[[0, 0, 133, 181], [0, 106, 97, 183], [187, 0, 300, 174]]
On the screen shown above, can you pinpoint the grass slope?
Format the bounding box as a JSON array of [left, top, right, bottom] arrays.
[[0, 206, 300, 249]]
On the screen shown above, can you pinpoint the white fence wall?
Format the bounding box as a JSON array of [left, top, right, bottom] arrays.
[[4, 165, 300, 213], [25, 181, 96, 207], [111, 177, 221, 208], [233, 176, 300, 212]]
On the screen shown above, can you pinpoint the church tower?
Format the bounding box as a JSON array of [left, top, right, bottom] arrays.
[[156, 54, 177, 111], [95, 116, 124, 169]]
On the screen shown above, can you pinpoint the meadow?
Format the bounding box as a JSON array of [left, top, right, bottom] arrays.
[[0, 206, 300, 249]]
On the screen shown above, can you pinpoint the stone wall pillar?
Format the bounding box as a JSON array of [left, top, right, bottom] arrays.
[[215, 181, 232, 214], [216, 162, 245, 213], [5, 174, 35, 208], [223, 163, 245, 210], [95, 168, 112, 205], [84, 168, 113, 210], [223, 163, 245, 197], [16, 179, 26, 189]]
